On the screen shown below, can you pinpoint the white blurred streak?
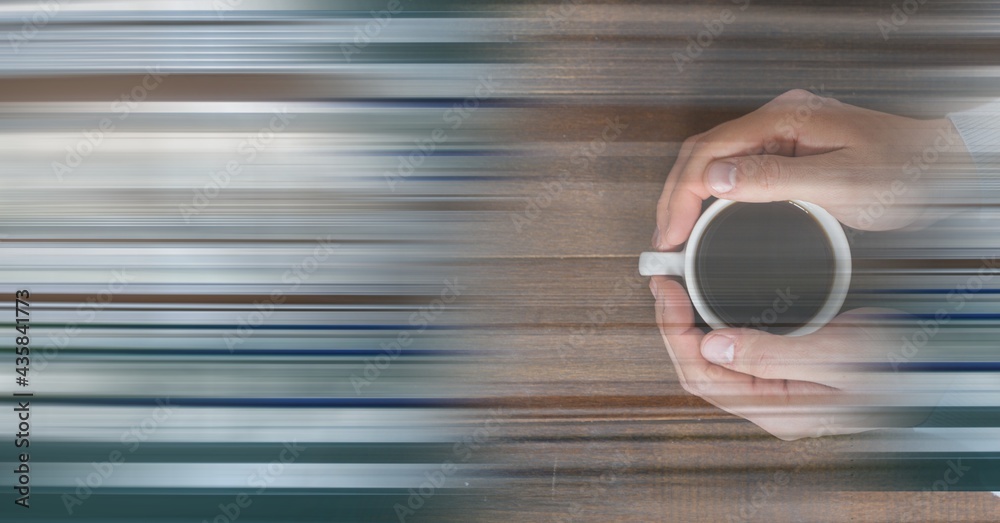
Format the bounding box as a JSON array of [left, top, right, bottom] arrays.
[[4, 406, 467, 444], [26, 463, 484, 489]]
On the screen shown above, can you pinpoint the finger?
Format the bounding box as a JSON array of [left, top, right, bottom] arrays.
[[653, 135, 701, 250], [651, 279, 845, 439], [662, 90, 845, 246], [703, 152, 853, 205], [649, 276, 698, 385], [699, 326, 855, 384], [661, 111, 787, 247], [659, 176, 708, 249], [650, 278, 822, 400]]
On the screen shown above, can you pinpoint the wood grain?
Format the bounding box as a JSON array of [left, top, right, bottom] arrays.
[[459, 2, 1000, 521]]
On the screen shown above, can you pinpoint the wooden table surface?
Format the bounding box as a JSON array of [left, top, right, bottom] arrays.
[[1, 2, 997, 522], [457, 2, 1000, 521]]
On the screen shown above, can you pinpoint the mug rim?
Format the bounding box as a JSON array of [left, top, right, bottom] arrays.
[[684, 199, 852, 337]]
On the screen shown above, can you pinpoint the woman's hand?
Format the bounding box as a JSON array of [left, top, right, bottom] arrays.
[[648, 91, 968, 438], [652, 89, 972, 250], [650, 277, 928, 440]]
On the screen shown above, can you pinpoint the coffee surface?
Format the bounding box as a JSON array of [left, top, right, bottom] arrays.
[[694, 202, 836, 334]]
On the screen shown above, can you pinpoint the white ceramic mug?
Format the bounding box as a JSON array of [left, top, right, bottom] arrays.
[[639, 199, 852, 336]]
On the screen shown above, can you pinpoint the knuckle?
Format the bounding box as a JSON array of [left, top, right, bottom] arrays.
[[776, 88, 812, 103], [757, 419, 807, 441], [738, 331, 776, 378], [680, 135, 702, 154], [757, 420, 781, 438], [735, 155, 786, 192], [688, 140, 708, 161], [679, 379, 695, 396], [772, 429, 806, 442], [701, 366, 724, 388], [772, 89, 836, 117], [680, 376, 711, 398], [733, 156, 756, 179]]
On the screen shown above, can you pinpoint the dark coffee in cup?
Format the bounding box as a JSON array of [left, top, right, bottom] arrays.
[[694, 201, 837, 335]]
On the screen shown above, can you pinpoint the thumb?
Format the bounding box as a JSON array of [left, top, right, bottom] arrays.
[[699, 328, 824, 383], [704, 153, 846, 205]]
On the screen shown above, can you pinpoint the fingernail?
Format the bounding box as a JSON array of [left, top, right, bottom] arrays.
[[708, 162, 736, 194], [702, 334, 735, 364], [655, 224, 672, 251], [649, 277, 659, 295], [651, 227, 659, 248]]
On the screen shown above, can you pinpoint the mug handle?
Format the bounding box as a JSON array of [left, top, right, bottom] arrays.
[[639, 252, 685, 277]]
